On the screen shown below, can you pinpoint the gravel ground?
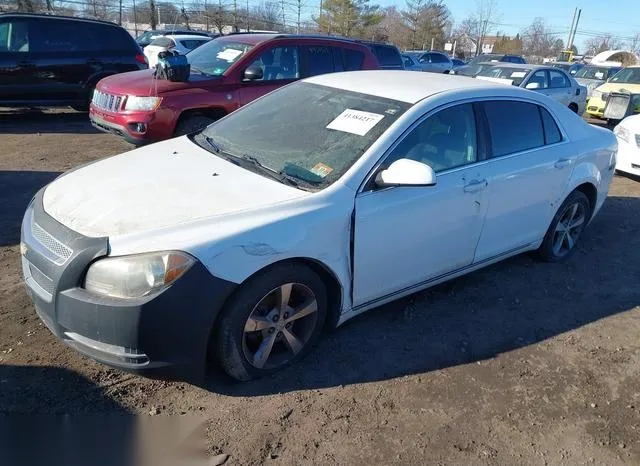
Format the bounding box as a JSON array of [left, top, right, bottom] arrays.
[[1, 109, 640, 465]]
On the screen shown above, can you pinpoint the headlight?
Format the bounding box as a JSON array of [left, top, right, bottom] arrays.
[[614, 125, 630, 144], [592, 90, 603, 100], [84, 251, 195, 299], [124, 96, 162, 111]]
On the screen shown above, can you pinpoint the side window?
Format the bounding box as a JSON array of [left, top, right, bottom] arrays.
[[332, 47, 345, 72], [374, 45, 402, 67], [549, 69, 570, 88], [29, 19, 87, 52], [527, 70, 549, 89], [246, 46, 300, 81], [483, 101, 545, 157], [0, 20, 30, 52], [539, 107, 562, 144], [344, 48, 364, 70], [419, 53, 431, 63], [96, 24, 137, 51], [302, 45, 334, 77], [431, 53, 447, 63], [403, 56, 413, 67], [385, 104, 477, 172]]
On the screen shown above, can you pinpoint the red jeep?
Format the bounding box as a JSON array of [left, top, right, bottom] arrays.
[[89, 33, 380, 145]]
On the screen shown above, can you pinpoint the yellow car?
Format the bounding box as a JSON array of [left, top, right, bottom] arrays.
[[586, 66, 640, 118]]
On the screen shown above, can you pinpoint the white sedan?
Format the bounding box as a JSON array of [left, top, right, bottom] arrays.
[[143, 34, 212, 68], [20, 71, 617, 381], [614, 114, 640, 177]]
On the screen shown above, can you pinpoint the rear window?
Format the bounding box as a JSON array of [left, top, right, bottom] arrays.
[[483, 100, 545, 157], [179, 39, 208, 50], [344, 49, 365, 70], [150, 37, 174, 48], [372, 45, 402, 67]]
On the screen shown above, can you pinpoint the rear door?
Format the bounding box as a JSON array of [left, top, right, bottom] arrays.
[[238, 44, 300, 106], [473, 100, 573, 262], [0, 17, 41, 103], [546, 69, 572, 106]]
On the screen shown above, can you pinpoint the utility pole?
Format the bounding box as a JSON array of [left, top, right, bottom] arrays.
[[281, 0, 286, 32], [233, 0, 237, 31], [133, 0, 138, 34], [149, 0, 157, 29], [430, 37, 434, 51], [566, 7, 577, 50], [157, 5, 161, 27], [246, 0, 250, 32], [297, 0, 301, 34], [119, 0, 123, 25], [569, 8, 582, 51]]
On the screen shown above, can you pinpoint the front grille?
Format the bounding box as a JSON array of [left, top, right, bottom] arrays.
[[29, 262, 54, 294], [32, 221, 72, 265], [92, 90, 124, 112]]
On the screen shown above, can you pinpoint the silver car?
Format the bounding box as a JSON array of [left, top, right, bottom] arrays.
[[475, 63, 588, 114], [402, 51, 453, 73], [574, 65, 623, 98]]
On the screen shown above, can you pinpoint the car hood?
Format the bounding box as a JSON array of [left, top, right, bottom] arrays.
[[97, 69, 219, 95], [594, 82, 640, 94], [42, 137, 307, 238]]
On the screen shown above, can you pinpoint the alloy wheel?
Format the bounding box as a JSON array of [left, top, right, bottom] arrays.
[[242, 283, 318, 370], [552, 201, 587, 257]]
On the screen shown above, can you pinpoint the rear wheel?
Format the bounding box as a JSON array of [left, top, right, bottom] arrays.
[[174, 115, 216, 136], [213, 263, 327, 381], [568, 103, 579, 113], [70, 86, 95, 112], [536, 190, 590, 262]]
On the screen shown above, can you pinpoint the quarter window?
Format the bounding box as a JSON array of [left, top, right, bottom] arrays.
[[386, 104, 477, 172], [483, 101, 545, 157], [302, 45, 334, 76], [344, 49, 364, 70], [539, 107, 562, 144]]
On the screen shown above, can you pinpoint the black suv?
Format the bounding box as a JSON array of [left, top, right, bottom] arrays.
[[0, 13, 147, 110], [358, 40, 404, 70]]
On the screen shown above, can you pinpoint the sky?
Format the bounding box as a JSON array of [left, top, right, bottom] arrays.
[[372, 0, 640, 52]]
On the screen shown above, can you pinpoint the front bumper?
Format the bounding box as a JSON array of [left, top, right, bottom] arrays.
[[89, 105, 172, 145], [586, 96, 605, 117], [21, 189, 237, 376], [615, 137, 640, 177]]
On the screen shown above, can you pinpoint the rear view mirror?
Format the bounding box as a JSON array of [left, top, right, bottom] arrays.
[[525, 82, 541, 90], [375, 158, 436, 188], [243, 65, 263, 81]]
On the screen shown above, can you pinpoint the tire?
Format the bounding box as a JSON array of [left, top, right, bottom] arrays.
[[535, 190, 591, 262], [213, 263, 328, 381], [568, 103, 579, 114], [174, 115, 216, 136], [70, 86, 95, 112]]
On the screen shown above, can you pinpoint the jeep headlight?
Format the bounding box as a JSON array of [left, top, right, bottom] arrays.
[[124, 96, 162, 111], [84, 251, 195, 299]]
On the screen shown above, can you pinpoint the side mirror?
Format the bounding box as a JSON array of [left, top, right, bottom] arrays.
[[375, 158, 437, 188], [243, 65, 263, 81], [525, 82, 541, 90]]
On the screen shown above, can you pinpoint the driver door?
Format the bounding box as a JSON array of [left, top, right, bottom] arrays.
[[352, 103, 490, 307], [238, 45, 299, 106]]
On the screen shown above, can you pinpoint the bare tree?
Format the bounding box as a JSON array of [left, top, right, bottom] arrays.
[[584, 34, 623, 56], [627, 33, 640, 55], [521, 17, 562, 58]]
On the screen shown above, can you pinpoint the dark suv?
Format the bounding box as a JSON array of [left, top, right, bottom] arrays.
[[89, 34, 381, 145], [0, 13, 147, 110]]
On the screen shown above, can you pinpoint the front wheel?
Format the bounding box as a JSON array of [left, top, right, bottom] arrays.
[[174, 115, 216, 136], [536, 190, 591, 262], [213, 263, 327, 381]]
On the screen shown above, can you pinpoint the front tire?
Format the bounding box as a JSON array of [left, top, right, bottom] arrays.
[[536, 190, 590, 262], [213, 263, 327, 381], [174, 115, 216, 136]]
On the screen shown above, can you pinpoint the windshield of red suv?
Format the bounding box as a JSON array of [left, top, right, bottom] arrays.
[[197, 82, 410, 190], [186, 39, 254, 76]]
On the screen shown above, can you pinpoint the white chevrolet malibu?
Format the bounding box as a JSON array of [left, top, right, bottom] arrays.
[[613, 114, 640, 177], [21, 71, 617, 381]]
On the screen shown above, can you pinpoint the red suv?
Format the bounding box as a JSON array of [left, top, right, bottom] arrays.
[[89, 33, 380, 144]]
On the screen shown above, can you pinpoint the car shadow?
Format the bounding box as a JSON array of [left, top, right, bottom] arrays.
[[202, 195, 640, 396], [0, 170, 61, 247], [0, 108, 99, 135]]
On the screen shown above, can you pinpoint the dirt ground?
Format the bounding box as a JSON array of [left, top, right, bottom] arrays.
[[1, 109, 640, 465]]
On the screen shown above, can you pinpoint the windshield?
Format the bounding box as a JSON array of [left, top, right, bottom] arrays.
[[476, 66, 531, 86], [467, 54, 501, 65], [552, 63, 571, 71], [198, 82, 410, 190], [609, 68, 640, 85], [575, 66, 618, 80], [186, 40, 253, 76]]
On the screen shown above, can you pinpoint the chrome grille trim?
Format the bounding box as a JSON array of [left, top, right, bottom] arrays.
[[92, 90, 124, 112], [31, 221, 72, 265]]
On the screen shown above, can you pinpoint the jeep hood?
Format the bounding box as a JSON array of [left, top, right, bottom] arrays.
[[42, 137, 307, 238], [97, 69, 221, 96]]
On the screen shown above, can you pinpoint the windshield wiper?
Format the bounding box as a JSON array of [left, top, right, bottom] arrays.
[[239, 155, 301, 188], [202, 135, 221, 153]]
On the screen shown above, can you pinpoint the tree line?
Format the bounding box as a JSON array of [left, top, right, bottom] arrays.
[[2, 0, 639, 57]]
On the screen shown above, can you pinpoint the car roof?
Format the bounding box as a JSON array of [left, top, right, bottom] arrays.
[[480, 63, 552, 71], [0, 12, 122, 27], [304, 70, 508, 104], [162, 34, 212, 40]]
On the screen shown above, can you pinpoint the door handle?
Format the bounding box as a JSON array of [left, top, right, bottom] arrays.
[[554, 158, 572, 169], [463, 179, 488, 193]]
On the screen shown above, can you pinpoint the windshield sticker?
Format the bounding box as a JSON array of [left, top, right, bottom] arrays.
[[326, 109, 385, 136], [594, 71, 604, 79], [511, 71, 527, 78], [310, 163, 334, 178], [216, 48, 243, 62]]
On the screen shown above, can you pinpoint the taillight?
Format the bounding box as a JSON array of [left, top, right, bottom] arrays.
[[135, 53, 147, 65]]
